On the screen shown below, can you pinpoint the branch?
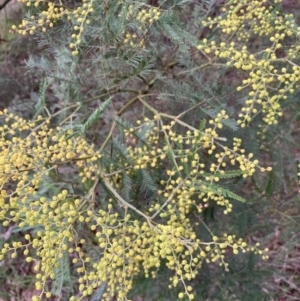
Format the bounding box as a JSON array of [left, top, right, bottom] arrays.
[[0, 0, 11, 11], [100, 173, 153, 227]]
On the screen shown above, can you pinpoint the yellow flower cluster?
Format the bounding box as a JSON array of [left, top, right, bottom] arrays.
[[202, 0, 291, 40], [118, 3, 161, 25], [2, 0, 281, 299], [123, 32, 145, 48], [14, 0, 71, 34], [61, 111, 270, 300], [13, 1, 162, 54], [118, 5, 161, 48], [198, 0, 300, 126], [136, 7, 161, 26], [0, 110, 101, 224], [0, 110, 270, 301], [69, 0, 95, 55], [13, 0, 94, 55], [0, 189, 96, 300], [117, 113, 271, 216], [0, 109, 102, 299], [66, 204, 268, 301], [201, 110, 228, 152]]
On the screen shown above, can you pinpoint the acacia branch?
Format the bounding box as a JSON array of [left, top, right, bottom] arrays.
[[0, 0, 11, 11]]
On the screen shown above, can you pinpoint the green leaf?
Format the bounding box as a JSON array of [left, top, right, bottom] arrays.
[[82, 97, 113, 133], [90, 283, 107, 301], [134, 122, 155, 145], [197, 182, 247, 203], [203, 205, 215, 222], [199, 119, 206, 132], [51, 252, 70, 296], [138, 169, 156, 195], [201, 170, 245, 179], [122, 171, 133, 202], [219, 186, 246, 203], [33, 79, 49, 119], [164, 135, 178, 169], [265, 169, 275, 196], [112, 138, 133, 165]]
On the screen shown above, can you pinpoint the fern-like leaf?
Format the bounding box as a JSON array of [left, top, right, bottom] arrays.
[[138, 169, 157, 195], [90, 282, 107, 301], [51, 252, 70, 296], [122, 171, 133, 202], [82, 97, 113, 133], [34, 79, 50, 119], [201, 170, 245, 179], [197, 182, 247, 203]]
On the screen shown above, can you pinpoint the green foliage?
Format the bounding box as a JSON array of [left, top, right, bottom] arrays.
[[0, 0, 300, 300]]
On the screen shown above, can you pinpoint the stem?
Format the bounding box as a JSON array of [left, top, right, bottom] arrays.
[[138, 96, 227, 141], [100, 171, 153, 227], [99, 121, 116, 153], [151, 179, 185, 219]]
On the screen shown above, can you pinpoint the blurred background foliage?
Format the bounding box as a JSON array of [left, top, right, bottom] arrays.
[[0, 0, 300, 300]]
